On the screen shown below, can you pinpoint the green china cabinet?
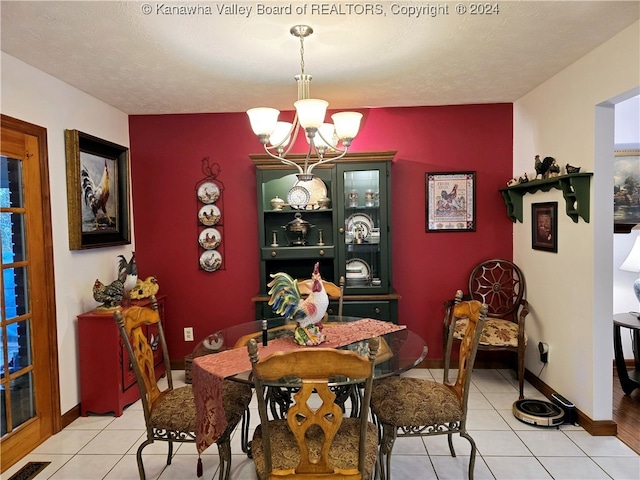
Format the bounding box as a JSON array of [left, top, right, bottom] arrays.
[[251, 151, 399, 322]]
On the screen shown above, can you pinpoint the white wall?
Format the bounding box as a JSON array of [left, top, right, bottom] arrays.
[[513, 21, 640, 420], [1, 52, 133, 413]]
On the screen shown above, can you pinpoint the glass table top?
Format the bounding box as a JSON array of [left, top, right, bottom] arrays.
[[191, 316, 428, 386]]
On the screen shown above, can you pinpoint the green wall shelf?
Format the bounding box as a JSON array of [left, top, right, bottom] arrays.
[[500, 173, 593, 223]]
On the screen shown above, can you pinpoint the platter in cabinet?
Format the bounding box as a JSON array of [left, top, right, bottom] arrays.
[[294, 177, 328, 210], [346, 213, 374, 238], [287, 185, 311, 209], [345, 258, 370, 286]]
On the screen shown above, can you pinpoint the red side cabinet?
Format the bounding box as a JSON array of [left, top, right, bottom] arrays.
[[78, 295, 167, 416]]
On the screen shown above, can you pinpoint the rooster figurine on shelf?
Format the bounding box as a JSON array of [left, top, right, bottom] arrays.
[[267, 262, 328, 346], [92, 253, 137, 310]]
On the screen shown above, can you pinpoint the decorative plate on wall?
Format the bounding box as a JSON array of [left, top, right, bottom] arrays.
[[198, 204, 221, 226], [198, 227, 221, 249], [199, 250, 222, 272], [197, 181, 220, 204]]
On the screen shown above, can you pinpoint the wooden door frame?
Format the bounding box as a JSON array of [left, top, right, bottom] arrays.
[[1, 114, 61, 471]]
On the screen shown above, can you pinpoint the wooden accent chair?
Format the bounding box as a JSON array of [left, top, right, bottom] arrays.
[[371, 292, 487, 480], [443, 259, 529, 399], [246, 337, 380, 479], [113, 296, 252, 480], [298, 276, 345, 317]]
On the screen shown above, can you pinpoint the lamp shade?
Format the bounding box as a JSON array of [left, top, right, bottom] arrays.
[[620, 236, 640, 273], [247, 107, 279, 136], [620, 235, 640, 304], [309, 123, 337, 149], [331, 111, 363, 141], [269, 121, 293, 148], [294, 99, 328, 129]]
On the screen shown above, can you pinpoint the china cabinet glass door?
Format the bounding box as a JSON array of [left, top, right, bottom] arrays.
[[337, 163, 390, 294]]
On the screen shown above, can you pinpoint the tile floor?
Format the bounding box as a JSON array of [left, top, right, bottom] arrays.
[[4, 368, 639, 480]]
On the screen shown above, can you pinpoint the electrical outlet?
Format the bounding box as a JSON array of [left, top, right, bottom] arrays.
[[538, 341, 549, 363], [184, 327, 194, 342]]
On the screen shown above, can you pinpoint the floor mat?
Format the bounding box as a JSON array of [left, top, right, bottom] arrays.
[[8, 462, 51, 480]]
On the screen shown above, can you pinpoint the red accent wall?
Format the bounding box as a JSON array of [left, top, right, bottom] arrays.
[[128, 104, 513, 360]]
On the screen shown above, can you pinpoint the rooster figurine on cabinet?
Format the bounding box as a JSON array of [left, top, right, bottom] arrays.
[[92, 253, 137, 310], [267, 262, 328, 346], [130, 276, 160, 300]]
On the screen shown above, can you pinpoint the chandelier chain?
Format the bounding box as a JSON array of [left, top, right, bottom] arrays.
[[299, 35, 305, 75]]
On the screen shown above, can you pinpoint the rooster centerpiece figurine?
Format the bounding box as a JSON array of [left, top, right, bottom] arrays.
[[267, 262, 328, 346]]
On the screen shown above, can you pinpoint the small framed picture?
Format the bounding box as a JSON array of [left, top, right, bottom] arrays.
[[532, 202, 558, 252], [426, 171, 475, 232]]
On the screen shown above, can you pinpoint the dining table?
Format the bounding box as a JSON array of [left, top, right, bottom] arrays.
[[190, 315, 428, 457]]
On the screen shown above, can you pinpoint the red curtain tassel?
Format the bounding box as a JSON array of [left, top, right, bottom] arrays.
[[197, 456, 203, 477]]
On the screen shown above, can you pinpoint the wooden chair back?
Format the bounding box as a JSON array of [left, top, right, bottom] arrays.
[[468, 258, 525, 322], [247, 337, 379, 479], [447, 294, 488, 400], [113, 296, 172, 417]]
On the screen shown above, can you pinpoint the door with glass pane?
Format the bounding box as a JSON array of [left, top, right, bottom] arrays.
[[1, 115, 59, 472], [336, 161, 391, 295]]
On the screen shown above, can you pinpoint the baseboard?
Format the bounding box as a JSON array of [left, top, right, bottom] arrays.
[[612, 358, 636, 372], [62, 404, 80, 430], [524, 369, 617, 436]]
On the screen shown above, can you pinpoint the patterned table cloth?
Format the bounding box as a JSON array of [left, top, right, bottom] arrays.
[[192, 318, 406, 454]]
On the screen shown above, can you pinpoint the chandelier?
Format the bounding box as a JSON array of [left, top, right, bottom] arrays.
[[247, 25, 363, 181]]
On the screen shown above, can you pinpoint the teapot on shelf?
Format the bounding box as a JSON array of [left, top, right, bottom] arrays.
[[282, 213, 315, 246]]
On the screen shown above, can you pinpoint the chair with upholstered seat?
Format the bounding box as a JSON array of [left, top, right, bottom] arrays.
[[443, 258, 529, 399], [371, 292, 487, 480], [114, 296, 253, 480], [246, 336, 380, 479]]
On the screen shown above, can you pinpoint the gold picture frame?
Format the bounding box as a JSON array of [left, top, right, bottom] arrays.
[[65, 130, 131, 249]]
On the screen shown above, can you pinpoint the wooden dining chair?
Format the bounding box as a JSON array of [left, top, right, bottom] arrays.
[[246, 337, 380, 479], [371, 292, 487, 480], [114, 296, 253, 480], [443, 258, 529, 399]]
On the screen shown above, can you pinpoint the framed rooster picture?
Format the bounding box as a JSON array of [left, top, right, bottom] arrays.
[[65, 130, 131, 249], [426, 171, 476, 232]]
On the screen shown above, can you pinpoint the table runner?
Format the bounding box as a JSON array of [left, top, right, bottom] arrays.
[[192, 318, 406, 454]]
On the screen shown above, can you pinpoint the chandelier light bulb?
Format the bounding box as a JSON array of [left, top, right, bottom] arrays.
[[247, 107, 280, 137], [332, 111, 363, 143], [269, 121, 293, 148], [311, 123, 337, 149], [294, 99, 329, 129]]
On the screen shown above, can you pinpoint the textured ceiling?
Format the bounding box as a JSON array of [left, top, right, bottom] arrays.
[[1, 1, 638, 115]]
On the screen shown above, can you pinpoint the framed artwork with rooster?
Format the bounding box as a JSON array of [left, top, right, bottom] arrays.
[[425, 171, 476, 232], [65, 130, 131, 249]]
